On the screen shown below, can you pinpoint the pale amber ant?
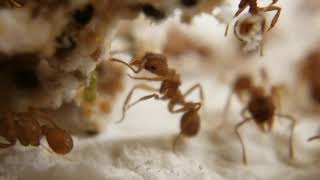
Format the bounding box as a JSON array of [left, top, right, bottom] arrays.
[[110, 52, 204, 151]]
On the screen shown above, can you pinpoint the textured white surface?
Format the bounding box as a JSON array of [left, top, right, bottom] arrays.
[[2, 0, 320, 179]]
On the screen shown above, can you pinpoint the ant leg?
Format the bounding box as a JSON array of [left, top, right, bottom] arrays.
[[275, 113, 296, 159], [183, 83, 204, 105], [127, 74, 167, 82], [263, 5, 281, 31], [172, 133, 183, 153], [127, 94, 160, 109], [40, 143, 73, 161], [235, 117, 252, 165], [308, 135, 320, 142], [234, 4, 248, 18], [225, 24, 230, 37], [271, 85, 284, 114], [223, 88, 234, 120], [233, 20, 245, 42], [270, 0, 278, 5], [0, 142, 14, 148], [169, 102, 201, 114], [110, 58, 142, 73], [117, 84, 158, 123]]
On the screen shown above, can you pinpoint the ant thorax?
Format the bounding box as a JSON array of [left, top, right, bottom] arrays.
[[235, 13, 265, 52]]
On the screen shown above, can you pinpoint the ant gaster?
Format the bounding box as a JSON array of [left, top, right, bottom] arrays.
[[110, 52, 204, 151], [0, 110, 73, 155], [223, 71, 296, 164], [225, 0, 281, 55]]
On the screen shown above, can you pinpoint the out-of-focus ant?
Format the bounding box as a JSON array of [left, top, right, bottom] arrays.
[[0, 110, 73, 155], [110, 52, 204, 151], [225, 0, 281, 56], [224, 70, 296, 164]]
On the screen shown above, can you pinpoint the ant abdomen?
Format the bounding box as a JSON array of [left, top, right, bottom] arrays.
[[180, 109, 200, 137], [42, 126, 73, 155]]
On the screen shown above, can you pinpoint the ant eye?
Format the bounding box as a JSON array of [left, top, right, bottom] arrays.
[[150, 66, 157, 70], [13, 69, 40, 89], [180, 0, 198, 7], [142, 4, 165, 20], [73, 4, 94, 26]]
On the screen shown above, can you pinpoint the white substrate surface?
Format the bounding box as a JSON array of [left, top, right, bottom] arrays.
[[2, 0, 320, 179], [2, 76, 320, 180]]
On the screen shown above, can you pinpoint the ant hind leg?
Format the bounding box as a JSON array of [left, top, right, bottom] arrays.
[[275, 113, 296, 159], [172, 133, 183, 153], [235, 116, 251, 165]]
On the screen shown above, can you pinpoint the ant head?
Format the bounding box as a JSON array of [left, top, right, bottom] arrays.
[[142, 52, 169, 76], [234, 74, 252, 93], [42, 126, 73, 155], [250, 86, 265, 97], [180, 109, 200, 137]]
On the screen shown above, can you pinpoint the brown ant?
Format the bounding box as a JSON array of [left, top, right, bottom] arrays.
[[224, 71, 296, 164], [110, 52, 204, 151], [300, 49, 320, 104], [225, 0, 281, 55], [0, 110, 73, 155]]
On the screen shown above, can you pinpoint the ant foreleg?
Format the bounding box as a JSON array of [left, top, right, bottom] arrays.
[[263, 5, 281, 31], [117, 84, 158, 123], [127, 94, 160, 109], [110, 58, 142, 73], [275, 113, 296, 159]]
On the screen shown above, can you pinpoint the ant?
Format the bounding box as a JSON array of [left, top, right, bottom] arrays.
[[300, 49, 320, 104], [110, 52, 204, 151], [225, 0, 281, 55], [0, 110, 73, 155], [223, 71, 296, 164]]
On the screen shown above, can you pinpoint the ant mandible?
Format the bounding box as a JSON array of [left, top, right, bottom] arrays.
[[225, 0, 281, 55], [110, 52, 204, 151], [0, 110, 73, 155], [223, 71, 296, 165]]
